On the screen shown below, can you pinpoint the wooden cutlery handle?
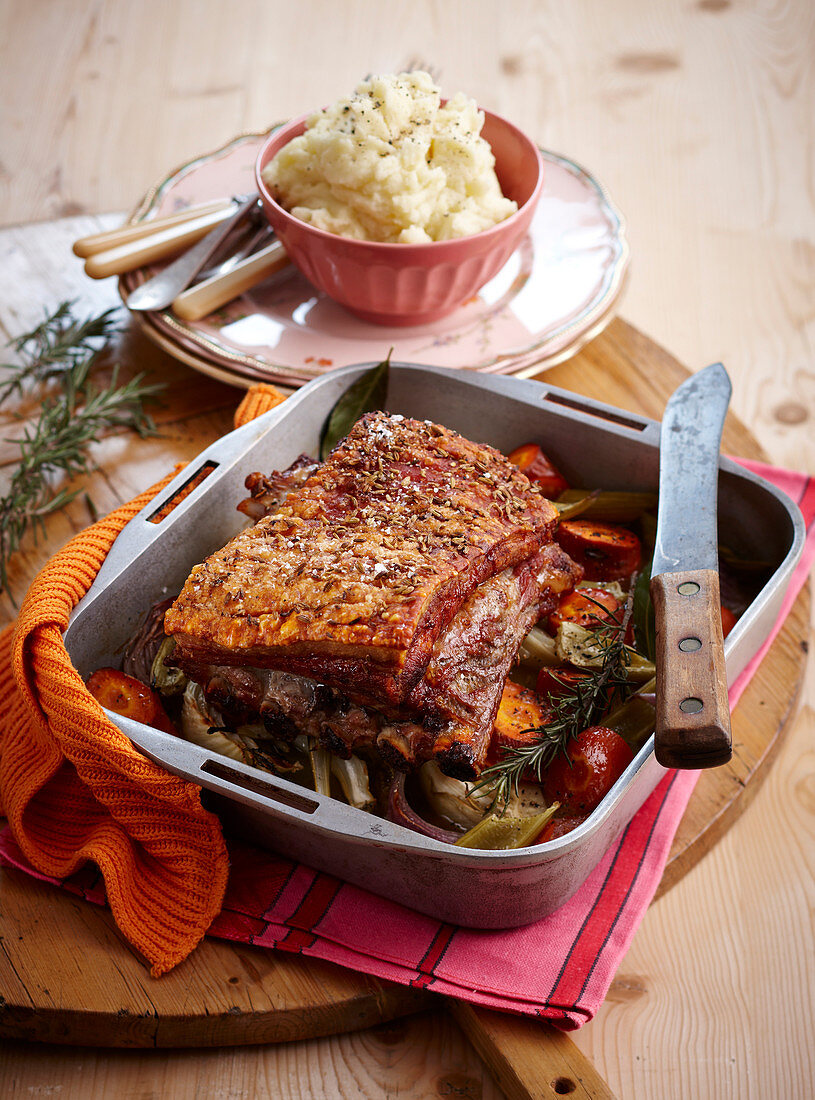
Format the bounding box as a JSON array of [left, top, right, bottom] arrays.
[[650, 569, 732, 769], [83, 207, 237, 278], [171, 241, 289, 321], [72, 199, 233, 257]]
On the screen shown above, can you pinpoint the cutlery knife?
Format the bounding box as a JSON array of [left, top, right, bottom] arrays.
[[650, 362, 733, 769], [125, 195, 259, 312]]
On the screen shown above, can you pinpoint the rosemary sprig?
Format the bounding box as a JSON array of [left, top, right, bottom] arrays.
[[0, 301, 163, 590], [0, 300, 120, 404], [474, 603, 634, 811]]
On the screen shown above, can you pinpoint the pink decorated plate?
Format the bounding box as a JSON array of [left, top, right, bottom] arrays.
[[120, 130, 629, 388]]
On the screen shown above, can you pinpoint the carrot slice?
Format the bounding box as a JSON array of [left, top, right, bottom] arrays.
[[535, 665, 594, 701], [546, 585, 622, 635], [556, 519, 642, 581], [488, 681, 553, 759]]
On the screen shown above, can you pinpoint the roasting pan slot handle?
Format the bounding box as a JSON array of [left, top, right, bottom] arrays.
[[147, 461, 220, 523], [541, 391, 650, 432], [201, 759, 320, 815]]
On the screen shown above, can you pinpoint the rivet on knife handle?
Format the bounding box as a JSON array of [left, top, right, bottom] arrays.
[[650, 568, 731, 769]]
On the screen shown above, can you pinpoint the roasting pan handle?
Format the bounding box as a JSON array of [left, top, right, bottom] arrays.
[[538, 386, 661, 445], [89, 399, 293, 590], [112, 712, 326, 821]]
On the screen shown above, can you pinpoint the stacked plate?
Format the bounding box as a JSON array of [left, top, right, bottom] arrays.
[[120, 131, 630, 390]]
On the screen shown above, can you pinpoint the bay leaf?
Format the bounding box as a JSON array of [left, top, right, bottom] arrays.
[[319, 350, 391, 459], [632, 556, 656, 661]]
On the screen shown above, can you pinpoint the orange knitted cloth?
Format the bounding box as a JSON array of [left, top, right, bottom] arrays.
[[0, 382, 287, 976]]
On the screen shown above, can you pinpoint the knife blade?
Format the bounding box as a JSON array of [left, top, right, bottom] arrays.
[[650, 362, 733, 769], [125, 195, 259, 312]]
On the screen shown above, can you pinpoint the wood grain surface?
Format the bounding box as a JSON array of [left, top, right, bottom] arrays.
[[1, 1, 813, 1097]]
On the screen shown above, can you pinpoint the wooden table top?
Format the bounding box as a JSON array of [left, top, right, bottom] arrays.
[[1, 3, 813, 1098]]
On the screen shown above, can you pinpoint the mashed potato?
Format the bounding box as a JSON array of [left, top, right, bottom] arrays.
[[262, 71, 518, 244]]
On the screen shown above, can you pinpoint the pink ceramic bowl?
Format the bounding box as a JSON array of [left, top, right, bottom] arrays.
[[254, 108, 544, 326]]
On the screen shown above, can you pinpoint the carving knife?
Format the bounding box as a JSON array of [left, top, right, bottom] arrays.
[[650, 362, 733, 769]]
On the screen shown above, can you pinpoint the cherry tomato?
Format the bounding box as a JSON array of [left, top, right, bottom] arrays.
[[507, 443, 569, 498], [721, 605, 737, 638], [542, 726, 634, 815], [535, 666, 594, 701], [556, 519, 642, 582], [546, 585, 622, 635], [86, 667, 176, 733]]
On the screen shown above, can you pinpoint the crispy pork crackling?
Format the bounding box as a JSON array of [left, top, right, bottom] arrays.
[[164, 413, 580, 777]]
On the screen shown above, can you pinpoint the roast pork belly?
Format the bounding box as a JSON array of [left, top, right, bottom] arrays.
[[165, 412, 577, 778], [406, 543, 579, 775], [236, 454, 319, 522], [172, 542, 580, 778]]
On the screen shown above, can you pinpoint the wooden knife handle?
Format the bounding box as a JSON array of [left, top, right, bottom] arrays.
[[650, 568, 732, 769]]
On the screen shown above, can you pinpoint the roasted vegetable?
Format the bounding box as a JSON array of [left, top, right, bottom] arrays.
[[555, 621, 655, 682], [507, 443, 569, 498], [602, 688, 656, 753], [418, 761, 491, 829], [454, 803, 559, 850], [555, 490, 657, 523], [542, 726, 634, 815], [178, 682, 244, 761], [517, 626, 560, 670], [491, 680, 553, 755], [151, 636, 187, 696], [556, 519, 642, 581], [330, 755, 375, 810], [87, 667, 176, 733], [121, 598, 174, 684], [387, 772, 461, 843], [632, 559, 657, 660], [535, 665, 594, 701], [310, 743, 333, 797], [546, 585, 623, 636]]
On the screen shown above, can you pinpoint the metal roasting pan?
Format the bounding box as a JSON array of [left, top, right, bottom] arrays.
[[64, 364, 806, 927]]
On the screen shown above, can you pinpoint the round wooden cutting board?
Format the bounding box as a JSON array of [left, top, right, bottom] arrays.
[[0, 318, 809, 1057]]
